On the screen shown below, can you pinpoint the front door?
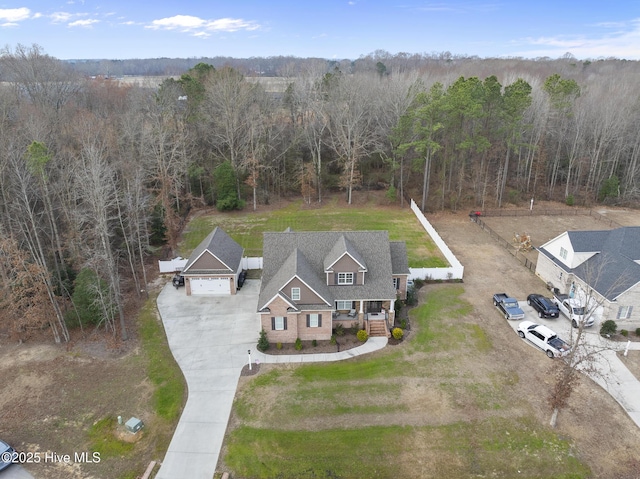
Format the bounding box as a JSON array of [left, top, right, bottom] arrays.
[[368, 301, 382, 313]]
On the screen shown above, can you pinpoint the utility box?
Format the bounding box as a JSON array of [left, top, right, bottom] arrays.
[[125, 417, 144, 433]]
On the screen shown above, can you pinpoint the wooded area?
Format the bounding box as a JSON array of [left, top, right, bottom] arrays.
[[1, 44, 639, 342]]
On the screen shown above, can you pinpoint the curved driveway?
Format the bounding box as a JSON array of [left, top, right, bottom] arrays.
[[155, 279, 387, 479]]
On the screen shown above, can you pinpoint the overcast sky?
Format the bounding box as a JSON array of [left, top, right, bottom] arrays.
[[1, 1, 640, 60]]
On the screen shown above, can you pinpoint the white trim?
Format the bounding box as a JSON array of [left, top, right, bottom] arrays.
[[291, 287, 301, 301], [183, 249, 233, 273], [283, 275, 332, 307], [259, 291, 297, 312], [325, 251, 367, 272]]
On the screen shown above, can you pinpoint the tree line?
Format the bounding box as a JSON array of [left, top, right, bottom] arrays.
[[1, 43, 639, 342]]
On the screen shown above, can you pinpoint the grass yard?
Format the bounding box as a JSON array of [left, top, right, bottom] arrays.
[[222, 285, 591, 479], [180, 197, 448, 267]]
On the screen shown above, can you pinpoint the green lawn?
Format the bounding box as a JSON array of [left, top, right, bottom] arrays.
[[180, 199, 448, 267], [223, 286, 591, 479]]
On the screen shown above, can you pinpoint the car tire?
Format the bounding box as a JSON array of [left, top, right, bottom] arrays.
[[505, 312, 509, 320], [518, 331, 525, 338], [527, 299, 531, 306], [493, 300, 498, 306], [546, 350, 555, 358], [538, 311, 543, 318], [572, 319, 578, 328]]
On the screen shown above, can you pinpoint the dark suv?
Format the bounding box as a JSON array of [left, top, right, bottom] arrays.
[[172, 274, 185, 289], [527, 293, 559, 318]]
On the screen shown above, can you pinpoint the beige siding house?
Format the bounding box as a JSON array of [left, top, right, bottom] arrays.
[[258, 230, 410, 342], [536, 227, 640, 329]]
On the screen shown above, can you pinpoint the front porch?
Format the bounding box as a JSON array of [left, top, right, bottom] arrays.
[[332, 300, 394, 338]]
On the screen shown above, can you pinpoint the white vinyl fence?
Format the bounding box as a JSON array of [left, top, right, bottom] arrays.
[[409, 199, 464, 281], [158, 257, 188, 273]]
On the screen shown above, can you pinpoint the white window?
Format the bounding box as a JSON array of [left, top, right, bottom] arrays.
[[291, 287, 300, 301], [274, 316, 285, 330], [336, 300, 352, 310], [338, 272, 354, 285], [618, 306, 633, 319], [308, 313, 319, 328], [559, 247, 568, 260]]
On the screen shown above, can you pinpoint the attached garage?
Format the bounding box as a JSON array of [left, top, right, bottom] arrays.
[[189, 277, 231, 295]]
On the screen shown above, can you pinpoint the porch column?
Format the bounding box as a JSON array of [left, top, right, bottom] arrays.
[[388, 300, 395, 328], [358, 300, 364, 329]]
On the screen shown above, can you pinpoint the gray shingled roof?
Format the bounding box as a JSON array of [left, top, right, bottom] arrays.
[[183, 227, 244, 275], [259, 231, 403, 311], [389, 241, 410, 275], [540, 227, 640, 300], [323, 235, 367, 271]]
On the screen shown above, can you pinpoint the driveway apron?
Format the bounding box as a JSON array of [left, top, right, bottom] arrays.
[[155, 279, 260, 479]]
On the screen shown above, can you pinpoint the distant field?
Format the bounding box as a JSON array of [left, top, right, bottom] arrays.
[[180, 198, 448, 268]]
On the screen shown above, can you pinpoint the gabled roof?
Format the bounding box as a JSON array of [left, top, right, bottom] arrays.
[[259, 231, 402, 312], [540, 227, 640, 300], [258, 248, 332, 311], [182, 227, 243, 275], [324, 235, 367, 271]]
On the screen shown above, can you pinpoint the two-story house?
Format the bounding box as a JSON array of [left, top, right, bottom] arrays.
[[536, 226, 640, 329], [257, 230, 410, 342]]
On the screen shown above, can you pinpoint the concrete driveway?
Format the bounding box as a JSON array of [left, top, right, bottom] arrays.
[[507, 300, 640, 428], [155, 279, 260, 479]]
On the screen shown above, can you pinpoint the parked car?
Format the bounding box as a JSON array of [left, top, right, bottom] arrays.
[[552, 293, 595, 328], [0, 439, 15, 471], [237, 270, 247, 289], [527, 294, 560, 318], [172, 274, 184, 289], [517, 321, 571, 358], [493, 292, 525, 320]]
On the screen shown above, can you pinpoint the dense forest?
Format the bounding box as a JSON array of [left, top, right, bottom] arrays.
[[1, 44, 639, 342]]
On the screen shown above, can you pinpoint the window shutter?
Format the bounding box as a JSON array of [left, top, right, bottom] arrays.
[[353, 272, 357, 284], [284, 317, 288, 330], [617, 308, 622, 319], [334, 273, 338, 284], [271, 317, 275, 330], [629, 306, 634, 318], [306, 314, 310, 327], [318, 314, 322, 327]]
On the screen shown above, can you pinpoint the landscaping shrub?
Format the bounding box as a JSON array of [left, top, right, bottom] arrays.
[[565, 194, 575, 206], [357, 330, 368, 342], [350, 322, 360, 334], [330, 335, 337, 345], [600, 319, 617, 336], [257, 328, 270, 352], [392, 328, 404, 340], [295, 338, 303, 351], [312, 339, 317, 347], [334, 323, 345, 336], [636, 328, 640, 337], [621, 329, 629, 337], [400, 318, 408, 329], [276, 342, 282, 350]]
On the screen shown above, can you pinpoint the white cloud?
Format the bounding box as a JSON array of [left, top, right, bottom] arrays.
[[50, 11, 74, 23], [68, 18, 98, 28], [517, 18, 640, 60], [0, 7, 31, 22], [147, 14, 259, 36]]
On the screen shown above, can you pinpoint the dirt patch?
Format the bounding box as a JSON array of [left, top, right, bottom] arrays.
[[428, 208, 640, 479], [618, 350, 640, 381]]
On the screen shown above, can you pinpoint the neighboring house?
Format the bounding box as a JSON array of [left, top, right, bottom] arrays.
[[181, 227, 244, 295], [536, 227, 640, 328], [258, 230, 410, 342]]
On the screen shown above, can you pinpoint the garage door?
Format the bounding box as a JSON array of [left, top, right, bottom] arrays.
[[190, 277, 231, 295]]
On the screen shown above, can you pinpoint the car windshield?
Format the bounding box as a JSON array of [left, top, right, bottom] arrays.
[[572, 306, 586, 315], [0, 441, 10, 453]]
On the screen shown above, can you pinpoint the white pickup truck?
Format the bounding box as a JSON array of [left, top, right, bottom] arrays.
[[552, 293, 595, 328]]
